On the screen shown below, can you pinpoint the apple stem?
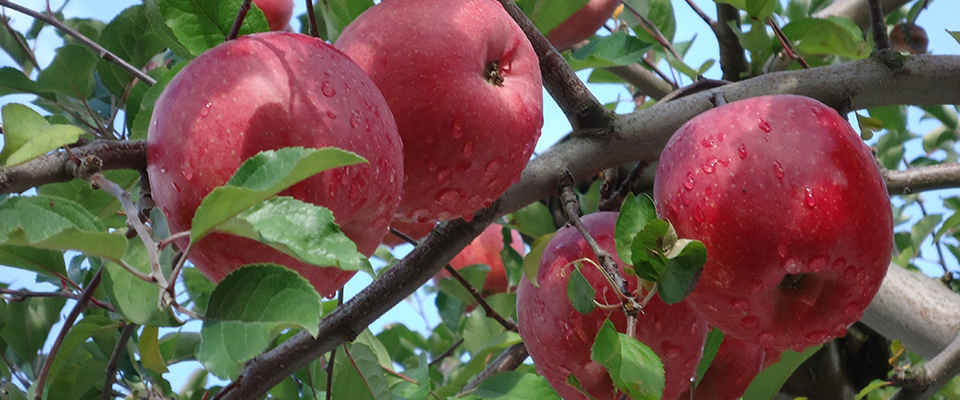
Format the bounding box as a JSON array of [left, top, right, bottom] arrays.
[[226, 0, 254, 41], [304, 0, 321, 38]]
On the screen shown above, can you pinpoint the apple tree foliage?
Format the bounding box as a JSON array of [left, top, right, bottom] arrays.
[[0, 0, 959, 399]]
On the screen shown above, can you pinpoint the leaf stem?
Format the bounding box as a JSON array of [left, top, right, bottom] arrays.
[[226, 0, 253, 41]]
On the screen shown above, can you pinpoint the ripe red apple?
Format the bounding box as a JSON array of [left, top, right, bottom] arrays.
[[653, 95, 893, 351], [517, 212, 710, 400], [546, 0, 620, 50], [680, 335, 766, 400], [147, 32, 403, 298], [434, 224, 526, 296], [335, 0, 543, 223], [253, 0, 293, 31]]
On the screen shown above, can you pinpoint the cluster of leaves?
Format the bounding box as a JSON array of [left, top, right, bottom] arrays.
[[0, 0, 959, 399]]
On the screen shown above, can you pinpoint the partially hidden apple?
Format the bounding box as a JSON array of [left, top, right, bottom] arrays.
[[147, 32, 403, 298], [335, 0, 543, 223], [546, 0, 621, 50], [434, 224, 526, 296], [253, 0, 293, 31], [517, 212, 710, 400], [680, 335, 766, 400], [653, 95, 893, 351]]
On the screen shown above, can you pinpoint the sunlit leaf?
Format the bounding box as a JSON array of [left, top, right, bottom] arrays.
[[150, 0, 269, 57], [464, 371, 563, 399], [743, 346, 821, 400], [565, 32, 656, 71], [36, 44, 98, 99], [592, 320, 664, 400], [102, 238, 182, 327], [522, 233, 555, 287], [658, 239, 706, 304], [568, 265, 596, 314]]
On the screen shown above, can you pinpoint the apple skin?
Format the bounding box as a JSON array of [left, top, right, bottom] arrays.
[[254, 0, 293, 31], [434, 224, 526, 296], [147, 32, 403, 298], [680, 335, 766, 400], [546, 0, 620, 50], [335, 0, 543, 223], [653, 95, 893, 351], [517, 212, 710, 400]]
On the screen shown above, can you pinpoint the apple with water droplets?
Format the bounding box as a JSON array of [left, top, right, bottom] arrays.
[[335, 0, 543, 223], [546, 0, 621, 50], [253, 0, 293, 31], [147, 32, 403, 298], [434, 223, 526, 296], [653, 95, 892, 351], [680, 335, 766, 400], [517, 212, 709, 400]]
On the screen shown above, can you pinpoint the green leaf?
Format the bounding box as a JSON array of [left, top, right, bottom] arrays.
[[216, 196, 373, 276], [198, 264, 322, 379], [568, 265, 596, 314], [38, 169, 140, 229], [658, 239, 706, 304], [102, 238, 183, 327], [516, 0, 590, 37], [182, 267, 216, 314], [0, 17, 34, 74], [935, 212, 960, 242], [715, 0, 747, 11], [620, 0, 676, 43], [693, 328, 724, 387], [855, 379, 891, 400], [746, 0, 777, 19], [949, 30, 960, 45], [0, 195, 128, 263], [140, 326, 170, 373], [36, 43, 98, 100], [507, 201, 555, 238], [921, 105, 959, 130], [856, 112, 884, 140], [332, 342, 392, 400], [0, 245, 66, 277], [0, 296, 66, 362], [591, 320, 664, 400], [0, 67, 39, 96], [311, 0, 375, 42], [47, 315, 121, 380], [522, 232, 554, 288], [500, 227, 526, 289], [436, 263, 490, 306], [0, 103, 82, 166], [630, 219, 669, 281], [565, 32, 656, 71], [464, 371, 563, 399], [152, 0, 270, 57], [190, 147, 365, 242], [781, 18, 869, 59], [159, 331, 202, 365], [615, 193, 658, 265], [742, 345, 821, 400], [129, 63, 182, 140], [911, 214, 942, 251], [96, 5, 166, 98], [463, 310, 509, 355]]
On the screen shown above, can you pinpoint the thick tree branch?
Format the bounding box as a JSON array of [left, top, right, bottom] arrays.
[[890, 331, 960, 400], [495, 0, 613, 133], [883, 163, 960, 195], [217, 55, 960, 400], [0, 140, 146, 194], [606, 64, 675, 100], [714, 3, 749, 81]]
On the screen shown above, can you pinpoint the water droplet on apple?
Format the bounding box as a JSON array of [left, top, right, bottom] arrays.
[[437, 169, 452, 184], [719, 158, 731, 167], [684, 172, 695, 190], [758, 118, 771, 133], [843, 302, 860, 317], [326, 111, 336, 119], [183, 164, 193, 181], [804, 330, 830, 343], [701, 157, 717, 174], [783, 257, 803, 273], [747, 279, 763, 294], [737, 143, 748, 159], [844, 266, 857, 280], [809, 256, 828, 272], [349, 112, 362, 129], [412, 208, 432, 223], [321, 81, 336, 97], [804, 188, 816, 208], [171, 182, 181, 193], [159, 167, 168, 174], [774, 161, 784, 179], [704, 186, 712, 198], [741, 316, 759, 328], [700, 136, 715, 148], [462, 141, 474, 158], [732, 299, 750, 312], [777, 243, 787, 258], [662, 342, 681, 359], [200, 102, 212, 117], [451, 112, 465, 139], [484, 159, 501, 181], [694, 205, 705, 222], [759, 333, 776, 348], [717, 131, 725, 142]]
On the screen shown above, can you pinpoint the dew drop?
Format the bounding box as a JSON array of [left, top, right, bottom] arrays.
[[437, 169, 452, 184], [717, 131, 725, 142], [809, 256, 829, 273], [774, 161, 784, 179], [412, 208, 432, 223], [349, 112, 362, 129], [804, 330, 831, 343], [737, 143, 748, 159], [451, 113, 465, 139], [732, 299, 750, 312], [777, 243, 787, 258], [741, 316, 759, 328], [758, 118, 772, 133], [462, 141, 474, 158], [782, 257, 803, 274], [747, 279, 763, 294], [843, 302, 860, 317], [484, 159, 501, 180], [326, 111, 337, 119], [200, 102, 212, 117], [662, 342, 681, 359], [684, 172, 696, 190], [844, 266, 857, 280], [321, 81, 336, 97], [804, 188, 816, 208], [694, 206, 705, 222], [759, 333, 776, 348], [159, 167, 168, 174], [182, 164, 194, 181], [171, 182, 180, 193], [701, 157, 718, 174], [426, 161, 439, 172], [700, 136, 715, 148]]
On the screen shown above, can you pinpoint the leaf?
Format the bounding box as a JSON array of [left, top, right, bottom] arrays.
[[0, 195, 128, 263], [742, 345, 821, 400], [935, 212, 960, 242], [0, 245, 66, 277], [310, 0, 375, 42], [182, 267, 216, 314], [781, 18, 869, 59], [47, 315, 121, 380], [591, 320, 664, 400], [0, 17, 34, 74], [507, 201, 555, 238], [658, 239, 706, 304], [159, 331, 202, 365], [216, 196, 373, 275], [0, 296, 66, 361], [855, 380, 891, 400], [516, 0, 590, 37], [500, 227, 526, 288], [102, 238, 183, 327], [856, 113, 884, 140], [910, 214, 942, 251], [568, 265, 596, 314], [436, 263, 490, 306], [615, 193, 658, 265], [565, 32, 656, 71], [949, 30, 960, 45], [38, 169, 140, 229], [152, 0, 270, 57], [0, 67, 39, 96], [332, 342, 392, 400], [139, 326, 169, 373], [96, 5, 166, 98], [0, 103, 82, 166], [464, 371, 563, 399], [620, 0, 676, 43], [198, 264, 322, 379], [463, 310, 508, 355], [746, 0, 777, 20], [630, 219, 669, 281], [129, 64, 182, 140], [522, 233, 554, 287], [36, 43, 98, 100], [190, 147, 365, 242], [693, 328, 724, 387]]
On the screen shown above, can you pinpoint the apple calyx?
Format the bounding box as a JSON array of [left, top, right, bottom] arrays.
[[485, 60, 505, 86]]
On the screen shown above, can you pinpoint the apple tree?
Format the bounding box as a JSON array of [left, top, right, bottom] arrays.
[[0, 0, 959, 399]]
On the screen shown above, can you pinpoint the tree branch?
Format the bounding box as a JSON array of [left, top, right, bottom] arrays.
[[890, 332, 960, 400], [883, 163, 960, 195], [714, 3, 750, 81], [0, 140, 146, 194], [459, 343, 529, 394]]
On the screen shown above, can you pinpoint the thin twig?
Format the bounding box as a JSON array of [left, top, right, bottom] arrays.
[[0, 0, 156, 86], [459, 343, 529, 394], [226, 0, 253, 41], [620, 1, 683, 61], [868, 0, 891, 51], [305, 0, 320, 38], [767, 17, 810, 69], [102, 322, 137, 400], [889, 330, 960, 400], [0, 13, 40, 71], [0, 288, 116, 312], [443, 265, 519, 333], [598, 162, 649, 211], [684, 0, 715, 26], [913, 194, 949, 275], [428, 338, 464, 367], [34, 265, 104, 400]]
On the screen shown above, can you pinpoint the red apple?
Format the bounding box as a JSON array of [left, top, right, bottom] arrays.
[[546, 0, 621, 50], [680, 335, 766, 400], [254, 0, 293, 31], [653, 95, 892, 351], [147, 32, 403, 298], [517, 212, 710, 400], [335, 0, 543, 223], [434, 224, 526, 296]]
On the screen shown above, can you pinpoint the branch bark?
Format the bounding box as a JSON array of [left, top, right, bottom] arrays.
[[0, 140, 146, 194], [883, 163, 960, 195]]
